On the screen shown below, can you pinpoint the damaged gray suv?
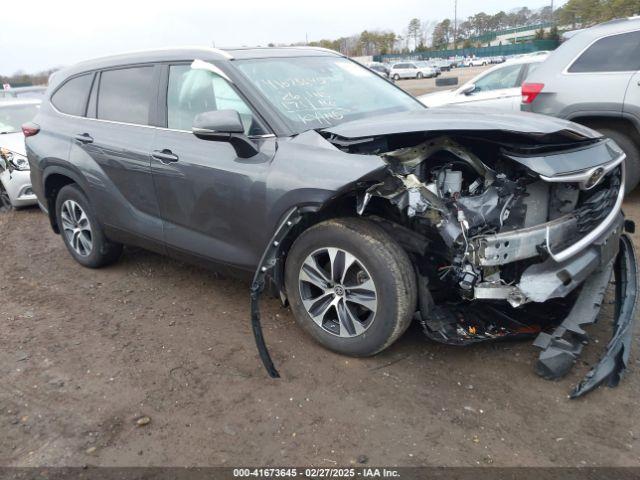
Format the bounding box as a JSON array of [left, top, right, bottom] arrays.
[[25, 47, 637, 397]]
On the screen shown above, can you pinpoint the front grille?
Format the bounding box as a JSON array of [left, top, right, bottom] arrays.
[[574, 166, 622, 235]]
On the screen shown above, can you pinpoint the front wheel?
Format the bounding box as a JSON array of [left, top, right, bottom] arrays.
[[416, 72, 423, 79], [285, 218, 417, 357], [392, 74, 400, 81]]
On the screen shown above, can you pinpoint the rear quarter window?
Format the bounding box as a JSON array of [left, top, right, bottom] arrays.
[[568, 30, 640, 73], [51, 74, 94, 116]]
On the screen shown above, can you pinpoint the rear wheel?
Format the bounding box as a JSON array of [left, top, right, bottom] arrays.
[[592, 127, 640, 194], [55, 184, 122, 268], [417, 72, 423, 79], [285, 218, 417, 357]]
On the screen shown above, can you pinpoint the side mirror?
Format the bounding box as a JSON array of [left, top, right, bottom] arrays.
[[192, 110, 259, 158], [460, 83, 476, 95]]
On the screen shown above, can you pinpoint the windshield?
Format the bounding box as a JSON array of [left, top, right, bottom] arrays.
[[0, 103, 40, 134], [234, 56, 423, 133]]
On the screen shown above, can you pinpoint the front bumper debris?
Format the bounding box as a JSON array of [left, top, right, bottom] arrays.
[[534, 234, 638, 398]]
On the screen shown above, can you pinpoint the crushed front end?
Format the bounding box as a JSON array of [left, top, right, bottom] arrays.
[[325, 127, 638, 398]]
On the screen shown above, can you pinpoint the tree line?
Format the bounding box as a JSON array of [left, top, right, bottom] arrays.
[[307, 0, 639, 56], [1, 69, 56, 88]]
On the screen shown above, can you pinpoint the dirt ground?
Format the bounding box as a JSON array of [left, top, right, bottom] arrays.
[[1, 79, 640, 467]]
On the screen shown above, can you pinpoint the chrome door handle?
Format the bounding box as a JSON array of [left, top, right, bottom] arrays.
[[151, 149, 179, 163], [74, 133, 93, 144]]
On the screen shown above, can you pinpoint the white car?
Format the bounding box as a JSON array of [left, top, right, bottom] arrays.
[[389, 61, 435, 80], [414, 61, 438, 78], [418, 55, 549, 111], [0, 99, 40, 209], [462, 58, 488, 67]]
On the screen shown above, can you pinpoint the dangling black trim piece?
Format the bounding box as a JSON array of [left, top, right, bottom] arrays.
[[250, 207, 303, 378]]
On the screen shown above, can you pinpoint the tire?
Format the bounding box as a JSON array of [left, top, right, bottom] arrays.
[[55, 184, 122, 268], [417, 72, 423, 79], [595, 127, 640, 193], [285, 218, 417, 357], [0, 180, 12, 212], [393, 74, 400, 81]]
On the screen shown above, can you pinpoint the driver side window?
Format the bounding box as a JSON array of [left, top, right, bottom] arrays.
[[167, 64, 266, 135], [472, 64, 522, 92]]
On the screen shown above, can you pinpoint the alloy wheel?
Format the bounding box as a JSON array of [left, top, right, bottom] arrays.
[[298, 247, 377, 338], [60, 199, 93, 256]]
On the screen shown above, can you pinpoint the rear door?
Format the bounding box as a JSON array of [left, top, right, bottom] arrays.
[[624, 69, 640, 140], [79, 65, 164, 248], [564, 30, 640, 118], [150, 62, 275, 270]]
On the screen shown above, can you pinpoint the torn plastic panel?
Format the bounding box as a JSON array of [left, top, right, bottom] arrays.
[[571, 235, 638, 397], [533, 234, 638, 398]]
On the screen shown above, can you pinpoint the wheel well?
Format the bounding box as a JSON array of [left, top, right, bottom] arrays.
[[44, 173, 76, 233], [570, 116, 640, 142], [271, 191, 412, 301]]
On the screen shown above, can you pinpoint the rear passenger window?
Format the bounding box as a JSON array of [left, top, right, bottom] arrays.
[[569, 30, 640, 73], [97, 67, 154, 125], [51, 74, 94, 116]]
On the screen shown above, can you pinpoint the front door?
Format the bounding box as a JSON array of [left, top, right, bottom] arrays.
[[151, 63, 275, 270]]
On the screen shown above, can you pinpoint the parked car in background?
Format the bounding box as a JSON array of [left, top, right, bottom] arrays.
[[415, 61, 439, 77], [462, 57, 488, 67], [522, 17, 640, 192], [0, 99, 40, 209], [434, 59, 452, 72], [419, 55, 548, 110], [0, 86, 47, 100], [389, 61, 435, 80], [24, 47, 638, 397], [367, 62, 390, 79]]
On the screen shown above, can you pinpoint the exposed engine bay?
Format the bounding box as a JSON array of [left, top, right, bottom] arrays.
[[250, 124, 637, 399], [320, 130, 635, 397]]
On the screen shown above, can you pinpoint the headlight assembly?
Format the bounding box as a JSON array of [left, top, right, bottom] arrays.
[[0, 148, 30, 171]]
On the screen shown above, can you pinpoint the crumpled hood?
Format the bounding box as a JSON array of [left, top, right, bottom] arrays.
[[323, 108, 601, 142], [0, 132, 27, 156]]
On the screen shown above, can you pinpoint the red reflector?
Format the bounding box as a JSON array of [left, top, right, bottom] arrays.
[[21, 122, 40, 137], [521, 83, 544, 104]]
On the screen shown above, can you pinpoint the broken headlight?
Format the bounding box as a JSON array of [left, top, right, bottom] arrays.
[[0, 148, 30, 171]]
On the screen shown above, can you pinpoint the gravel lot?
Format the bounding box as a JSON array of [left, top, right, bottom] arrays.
[[1, 74, 639, 467]]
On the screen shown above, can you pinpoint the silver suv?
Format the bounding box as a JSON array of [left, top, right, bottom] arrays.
[[522, 17, 640, 192]]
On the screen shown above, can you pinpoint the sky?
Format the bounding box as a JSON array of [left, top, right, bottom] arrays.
[[1, 0, 559, 75]]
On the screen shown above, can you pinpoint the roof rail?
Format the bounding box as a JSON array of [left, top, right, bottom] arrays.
[[290, 46, 343, 56]]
